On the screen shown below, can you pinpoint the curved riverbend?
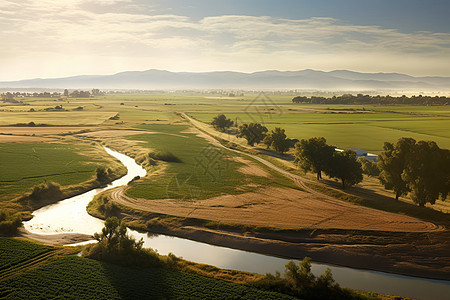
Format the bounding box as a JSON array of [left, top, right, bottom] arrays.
[[23, 147, 450, 300], [24, 148, 146, 235]]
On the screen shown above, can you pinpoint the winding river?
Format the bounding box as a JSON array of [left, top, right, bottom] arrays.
[[24, 148, 450, 300]]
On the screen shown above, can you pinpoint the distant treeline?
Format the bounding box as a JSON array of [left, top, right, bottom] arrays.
[[1, 89, 104, 100], [292, 94, 450, 105]]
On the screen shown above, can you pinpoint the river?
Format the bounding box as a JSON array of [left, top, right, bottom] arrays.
[[23, 147, 450, 300]]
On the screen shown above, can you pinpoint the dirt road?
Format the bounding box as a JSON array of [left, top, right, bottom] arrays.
[[110, 114, 442, 233]]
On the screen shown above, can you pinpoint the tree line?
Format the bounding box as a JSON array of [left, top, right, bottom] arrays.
[[1, 89, 104, 100], [292, 94, 450, 105], [211, 114, 294, 154], [210, 114, 449, 207]]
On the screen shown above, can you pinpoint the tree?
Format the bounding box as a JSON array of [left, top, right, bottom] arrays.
[[402, 141, 449, 206], [211, 114, 234, 132], [266, 127, 291, 154], [95, 216, 120, 244], [326, 150, 363, 188], [262, 134, 273, 149], [357, 157, 380, 177], [237, 123, 268, 146], [378, 138, 415, 200], [96, 166, 111, 183], [63, 89, 69, 97], [285, 257, 315, 290], [294, 137, 335, 180]]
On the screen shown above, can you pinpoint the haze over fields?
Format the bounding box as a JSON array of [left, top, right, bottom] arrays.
[[2, 69, 450, 91], [1, 1, 450, 82]]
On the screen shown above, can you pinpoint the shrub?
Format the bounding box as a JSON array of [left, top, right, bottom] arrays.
[[84, 217, 161, 267], [148, 151, 181, 163], [253, 257, 361, 299], [29, 181, 63, 202], [0, 211, 22, 236], [96, 166, 112, 183]]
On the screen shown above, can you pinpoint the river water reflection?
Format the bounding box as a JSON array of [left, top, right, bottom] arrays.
[[23, 148, 450, 300]]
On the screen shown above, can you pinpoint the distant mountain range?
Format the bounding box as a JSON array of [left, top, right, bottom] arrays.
[[1, 69, 449, 91]]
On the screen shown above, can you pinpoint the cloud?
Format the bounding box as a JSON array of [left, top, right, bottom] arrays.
[[1, 1, 450, 80]]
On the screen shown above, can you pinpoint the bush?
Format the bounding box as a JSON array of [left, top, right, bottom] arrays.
[[148, 151, 181, 163], [0, 211, 22, 236], [96, 166, 112, 183], [253, 257, 362, 299], [29, 181, 63, 202], [83, 217, 161, 267]]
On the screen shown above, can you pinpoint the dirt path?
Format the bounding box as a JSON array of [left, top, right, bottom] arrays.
[[110, 114, 442, 233]]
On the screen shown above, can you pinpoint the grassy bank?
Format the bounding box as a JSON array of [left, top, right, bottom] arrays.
[[123, 123, 297, 201], [0, 141, 127, 235], [0, 237, 298, 299]]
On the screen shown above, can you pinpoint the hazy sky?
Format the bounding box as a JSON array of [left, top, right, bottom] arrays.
[[1, 0, 450, 80]]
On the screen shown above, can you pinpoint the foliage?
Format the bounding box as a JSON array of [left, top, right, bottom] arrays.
[[211, 114, 234, 131], [84, 217, 161, 267], [253, 257, 363, 299], [294, 137, 335, 180], [265, 127, 291, 154], [0, 211, 22, 236], [326, 150, 363, 188], [96, 167, 112, 183], [237, 123, 268, 146], [401, 141, 449, 206], [357, 157, 380, 177], [292, 93, 450, 106], [378, 138, 449, 206], [378, 138, 415, 200], [29, 181, 63, 202], [148, 150, 182, 163]]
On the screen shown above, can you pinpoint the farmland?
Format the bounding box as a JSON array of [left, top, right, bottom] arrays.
[[0, 92, 449, 297], [123, 124, 296, 201], [188, 109, 450, 154], [0, 141, 126, 221], [0, 237, 295, 299]]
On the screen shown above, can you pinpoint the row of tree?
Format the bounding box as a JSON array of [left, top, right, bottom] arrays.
[[292, 94, 450, 105], [210, 115, 449, 206], [211, 114, 293, 154], [378, 138, 449, 206], [0, 89, 104, 100], [294, 137, 363, 188], [293, 137, 449, 206], [63, 89, 104, 97]]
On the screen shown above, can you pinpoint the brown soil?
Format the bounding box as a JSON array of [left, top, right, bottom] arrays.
[[232, 157, 272, 178], [18, 228, 93, 245], [0, 126, 92, 135], [113, 186, 440, 232], [0, 135, 55, 142], [139, 222, 450, 281]]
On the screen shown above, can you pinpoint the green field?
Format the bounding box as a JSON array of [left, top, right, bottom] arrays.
[[188, 110, 450, 153], [0, 142, 122, 202], [125, 124, 295, 200], [0, 237, 294, 299], [0, 238, 52, 270]]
